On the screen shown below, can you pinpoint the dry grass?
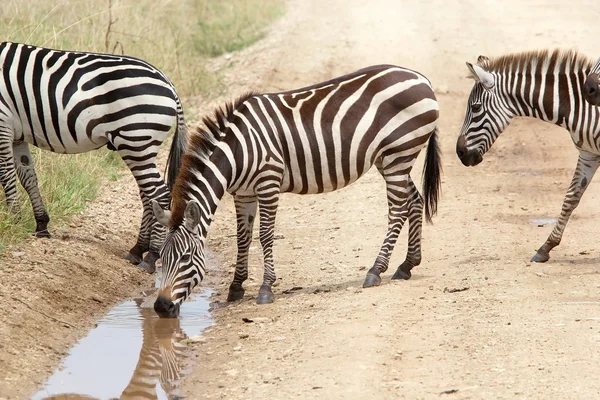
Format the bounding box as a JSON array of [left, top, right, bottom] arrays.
[[0, 0, 284, 250]]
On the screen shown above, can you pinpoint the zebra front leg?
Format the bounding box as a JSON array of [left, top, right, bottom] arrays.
[[13, 142, 50, 237], [391, 176, 423, 280], [227, 195, 258, 302], [531, 153, 600, 262], [363, 174, 409, 288], [256, 191, 281, 304]]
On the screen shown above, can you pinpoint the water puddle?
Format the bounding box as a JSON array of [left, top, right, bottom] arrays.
[[32, 288, 213, 400], [529, 218, 558, 226]]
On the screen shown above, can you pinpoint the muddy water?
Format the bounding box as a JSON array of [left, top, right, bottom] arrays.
[[31, 288, 213, 400]]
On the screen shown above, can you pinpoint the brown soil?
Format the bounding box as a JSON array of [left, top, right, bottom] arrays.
[[2, 0, 600, 399]]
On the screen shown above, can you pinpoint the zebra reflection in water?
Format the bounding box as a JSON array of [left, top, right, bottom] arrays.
[[119, 304, 188, 400]]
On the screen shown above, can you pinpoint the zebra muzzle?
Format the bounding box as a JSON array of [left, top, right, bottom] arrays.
[[154, 295, 181, 318]]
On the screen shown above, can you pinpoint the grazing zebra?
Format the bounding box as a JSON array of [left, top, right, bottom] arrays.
[[120, 306, 187, 399], [583, 57, 600, 106], [151, 64, 442, 318], [0, 42, 187, 272], [456, 49, 600, 263]]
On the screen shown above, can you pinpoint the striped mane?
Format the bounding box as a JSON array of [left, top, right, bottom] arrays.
[[483, 49, 593, 74], [169, 92, 256, 227]]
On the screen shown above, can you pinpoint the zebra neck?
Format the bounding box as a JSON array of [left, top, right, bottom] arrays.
[[502, 73, 600, 134]]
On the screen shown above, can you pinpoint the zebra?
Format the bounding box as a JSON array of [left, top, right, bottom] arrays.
[[583, 57, 600, 106], [456, 49, 600, 263], [150, 64, 442, 318], [0, 41, 187, 272], [120, 306, 187, 399]]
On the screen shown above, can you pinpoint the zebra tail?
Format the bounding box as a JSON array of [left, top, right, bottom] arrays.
[[165, 102, 188, 192], [422, 127, 442, 224]]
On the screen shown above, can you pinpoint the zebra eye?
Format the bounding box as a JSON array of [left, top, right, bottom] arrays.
[[180, 254, 192, 264], [471, 103, 482, 112]]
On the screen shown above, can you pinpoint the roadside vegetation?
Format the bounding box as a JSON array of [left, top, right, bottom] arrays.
[[0, 0, 284, 251]]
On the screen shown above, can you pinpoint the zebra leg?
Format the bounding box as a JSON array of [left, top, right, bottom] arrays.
[[13, 142, 50, 237], [256, 191, 281, 305], [363, 171, 409, 288], [118, 141, 170, 272], [531, 153, 600, 262], [0, 136, 20, 215], [227, 195, 258, 302], [391, 176, 423, 280]]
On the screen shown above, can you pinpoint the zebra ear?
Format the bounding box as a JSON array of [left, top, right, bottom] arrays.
[[152, 200, 171, 227], [184, 200, 202, 231], [466, 62, 495, 89], [477, 55, 491, 69]]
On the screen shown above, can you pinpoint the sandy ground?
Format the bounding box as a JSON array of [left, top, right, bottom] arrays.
[[1, 0, 599, 399]]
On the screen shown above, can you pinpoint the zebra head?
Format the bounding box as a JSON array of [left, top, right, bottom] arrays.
[[457, 58, 515, 167], [152, 200, 205, 318], [583, 57, 600, 106]]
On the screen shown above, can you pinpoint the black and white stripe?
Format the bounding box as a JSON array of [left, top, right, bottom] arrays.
[[457, 49, 600, 263], [152, 65, 442, 317], [0, 42, 187, 272]]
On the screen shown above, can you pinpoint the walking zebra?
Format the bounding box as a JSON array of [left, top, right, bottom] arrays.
[[120, 306, 187, 399], [583, 57, 600, 106], [151, 64, 442, 318], [0, 42, 187, 272], [456, 49, 600, 263]]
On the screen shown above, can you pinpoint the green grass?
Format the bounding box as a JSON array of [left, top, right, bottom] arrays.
[[0, 0, 285, 251], [193, 0, 284, 57]]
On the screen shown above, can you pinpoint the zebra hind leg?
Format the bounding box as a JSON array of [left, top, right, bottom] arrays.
[[391, 176, 422, 280], [531, 153, 600, 262], [117, 135, 170, 273], [227, 195, 258, 302], [13, 142, 51, 237], [363, 172, 409, 288]]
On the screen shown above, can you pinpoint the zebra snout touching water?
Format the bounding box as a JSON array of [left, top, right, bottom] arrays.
[[0, 42, 188, 273], [583, 57, 600, 106], [457, 49, 600, 263], [151, 65, 442, 318]]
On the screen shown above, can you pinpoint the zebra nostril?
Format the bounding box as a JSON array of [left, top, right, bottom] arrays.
[[457, 148, 466, 159]]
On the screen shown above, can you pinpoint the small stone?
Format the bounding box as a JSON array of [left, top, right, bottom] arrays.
[[12, 251, 25, 258], [239, 333, 249, 339], [233, 345, 242, 351]]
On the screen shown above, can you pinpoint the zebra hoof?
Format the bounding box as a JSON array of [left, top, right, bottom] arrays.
[[125, 252, 143, 265], [391, 268, 411, 280], [227, 284, 245, 302], [256, 285, 274, 304], [35, 230, 51, 238], [137, 261, 156, 274], [530, 251, 549, 263], [362, 273, 382, 288]]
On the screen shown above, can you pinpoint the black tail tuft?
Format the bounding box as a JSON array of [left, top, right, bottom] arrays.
[[422, 127, 442, 223], [165, 109, 188, 192]]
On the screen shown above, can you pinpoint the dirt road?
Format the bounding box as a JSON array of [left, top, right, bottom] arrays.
[[179, 1, 600, 399], [1, 0, 599, 398]]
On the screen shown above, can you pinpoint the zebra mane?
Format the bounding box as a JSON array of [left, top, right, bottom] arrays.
[[169, 92, 256, 227], [482, 49, 594, 74]]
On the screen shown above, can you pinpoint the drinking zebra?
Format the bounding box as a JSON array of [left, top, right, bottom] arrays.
[[583, 57, 600, 106], [0, 42, 187, 272], [151, 64, 442, 318], [456, 49, 600, 263]]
